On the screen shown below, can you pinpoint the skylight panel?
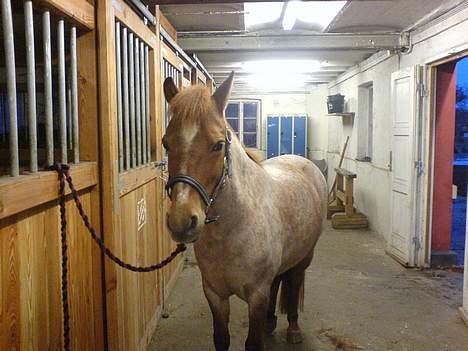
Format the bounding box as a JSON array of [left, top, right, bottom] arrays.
[[244, 2, 283, 29]]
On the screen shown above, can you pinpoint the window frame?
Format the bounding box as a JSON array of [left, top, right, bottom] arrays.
[[226, 99, 261, 149]]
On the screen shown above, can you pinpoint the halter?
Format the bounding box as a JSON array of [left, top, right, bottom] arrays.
[[165, 128, 233, 224]]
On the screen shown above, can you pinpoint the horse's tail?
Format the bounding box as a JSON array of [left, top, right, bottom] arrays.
[[278, 269, 305, 314]]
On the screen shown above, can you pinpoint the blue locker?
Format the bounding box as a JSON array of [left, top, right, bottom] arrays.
[[280, 116, 293, 155], [267, 116, 279, 158], [293, 116, 306, 157]]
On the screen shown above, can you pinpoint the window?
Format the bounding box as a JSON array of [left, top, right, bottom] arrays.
[[357, 83, 374, 161], [226, 100, 260, 148]]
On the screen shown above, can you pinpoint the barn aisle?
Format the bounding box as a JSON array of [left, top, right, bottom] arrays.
[[149, 223, 467, 351]]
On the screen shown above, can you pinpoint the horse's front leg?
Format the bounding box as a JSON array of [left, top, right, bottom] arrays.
[[203, 280, 230, 351], [245, 289, 269, 351]]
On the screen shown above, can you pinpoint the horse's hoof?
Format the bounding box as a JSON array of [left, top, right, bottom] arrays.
[[286, 330, 303, 344], [265, 316, 277, 334]]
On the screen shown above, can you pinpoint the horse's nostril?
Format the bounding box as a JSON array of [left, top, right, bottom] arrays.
[[190, 215, 198, 230]]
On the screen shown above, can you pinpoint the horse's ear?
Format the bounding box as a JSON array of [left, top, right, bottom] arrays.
[[164, 77, 179, 103], [212, 71, 234, 114]]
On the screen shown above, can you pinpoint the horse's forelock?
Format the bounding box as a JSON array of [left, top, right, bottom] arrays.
[[170, 85, 216, 125]]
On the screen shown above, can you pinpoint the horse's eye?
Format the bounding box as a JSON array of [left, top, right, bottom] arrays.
[[212, 141, 224, 152]]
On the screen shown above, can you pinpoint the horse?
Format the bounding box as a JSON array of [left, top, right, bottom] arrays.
[[162, 72, 327, 351]]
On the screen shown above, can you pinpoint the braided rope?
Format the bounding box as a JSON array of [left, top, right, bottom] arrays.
[[54, 163, 186, 350]]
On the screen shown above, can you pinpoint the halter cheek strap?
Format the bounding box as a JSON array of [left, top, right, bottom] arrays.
[[165, 129, 233, 224]]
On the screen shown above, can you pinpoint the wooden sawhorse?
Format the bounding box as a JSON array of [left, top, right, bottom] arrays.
[[327, 167, 368, 229]]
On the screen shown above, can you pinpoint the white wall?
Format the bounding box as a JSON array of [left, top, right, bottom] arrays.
[[325, 4, 468, 243], [232, 85, 329, 160]]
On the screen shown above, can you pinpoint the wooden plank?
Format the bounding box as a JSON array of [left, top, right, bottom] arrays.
[[78, 31, 99, 162], [36, 0, 94, 30], [119, 163, 158, 197], [77, 27, 106, 351], [113, 0, 158, 48], [158, 9, 177, 42], [0, 220, 21, 351], [96, 1, 120, 350], [0, 162, 98, 220], [161, 41, 184, 72], [335, 167, 357, 178]]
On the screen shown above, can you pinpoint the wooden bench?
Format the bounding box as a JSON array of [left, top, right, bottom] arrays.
[[327, 167, 368, 229]]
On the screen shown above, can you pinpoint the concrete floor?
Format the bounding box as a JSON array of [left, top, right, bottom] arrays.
[[149, 223, 468, 351]]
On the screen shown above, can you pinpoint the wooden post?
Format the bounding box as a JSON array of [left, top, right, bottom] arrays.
[[96, 0, 120, 349]]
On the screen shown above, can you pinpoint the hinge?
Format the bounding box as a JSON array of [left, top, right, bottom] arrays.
[[417, 82, 427, 97], [413, 236, 421, 250], [414, 160, 424, 175]]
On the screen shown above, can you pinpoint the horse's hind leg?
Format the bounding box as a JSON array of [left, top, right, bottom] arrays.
[[265, 275, 282, 334], [280, 252, 313, 344]]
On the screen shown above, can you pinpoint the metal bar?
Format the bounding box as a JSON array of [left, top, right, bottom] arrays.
[[0, 95, 4, 142], [160, 27, 196, 67], [67, 79, 72, 149], [135, 38, 142, 166], [177, 33, 404, 51], [145, 45, 151, 161], [71, 26, 79, 163], [126, 0, 156, 25], [2, 0, 19, 176], [140, 41, 146, 164], [122, 26, 130, 170], [129, 32, 136, 168], [116, 22, 124, 171], [58, 20, 67, 164], [43, 11, 54, 166]]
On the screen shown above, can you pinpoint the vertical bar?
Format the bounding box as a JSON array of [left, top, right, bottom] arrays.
[[0, 95, 4, 142], [43, 11, 54, 166], [122, 27, 130, 170], [70, 26, 79, 163], [139, 42, 146, 164], [129, 32, 136, 168], [134, 38, 142, 166], [58, 20, 67, 163], [145, 46, 151, 161], [2, 0, 19, 176], [67, 80, 72, 149], [115, 22, 124, 171]]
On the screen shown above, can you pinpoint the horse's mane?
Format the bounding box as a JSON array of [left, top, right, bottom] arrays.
[[170, 85, 262, 165]]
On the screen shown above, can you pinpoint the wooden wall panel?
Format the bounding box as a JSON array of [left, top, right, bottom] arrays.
[[117, 179, 163, 351], [0, 190, 101, 350]]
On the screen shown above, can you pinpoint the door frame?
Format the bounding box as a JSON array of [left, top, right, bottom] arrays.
[[422, 49, 468, 266], [422, 49, 468, 325]]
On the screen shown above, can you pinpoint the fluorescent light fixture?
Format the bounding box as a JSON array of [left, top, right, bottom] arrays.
[[244, 2, 283, 29], [242, 59, 321, 74], [282, 1, 347, 31], [241, 59, 322, 91], [246, 73, 308, 91]]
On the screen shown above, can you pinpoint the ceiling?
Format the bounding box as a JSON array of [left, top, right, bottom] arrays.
[[160, 0, 466, 93]]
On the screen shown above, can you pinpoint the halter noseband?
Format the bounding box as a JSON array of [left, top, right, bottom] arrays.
[[165, 129, 233, 224]]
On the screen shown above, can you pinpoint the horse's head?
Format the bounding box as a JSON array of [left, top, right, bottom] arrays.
[[163, 72, 234, 243]]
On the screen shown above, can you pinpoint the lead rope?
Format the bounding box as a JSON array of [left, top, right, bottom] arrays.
[[54, 163, 186, 351]]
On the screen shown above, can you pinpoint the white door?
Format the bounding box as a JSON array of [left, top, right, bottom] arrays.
[[388, 67, 421, 266]]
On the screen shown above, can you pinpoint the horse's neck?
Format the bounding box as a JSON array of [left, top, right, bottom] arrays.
[[213, 138, 265, 222]]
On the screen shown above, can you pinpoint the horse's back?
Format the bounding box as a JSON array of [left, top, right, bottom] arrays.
[[262, 155, 327, 204]]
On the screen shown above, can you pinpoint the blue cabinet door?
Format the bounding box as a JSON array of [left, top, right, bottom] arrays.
[[293, 116, 306, 157], [267, 116, 279, 159], [280, 116, 293, 155]]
